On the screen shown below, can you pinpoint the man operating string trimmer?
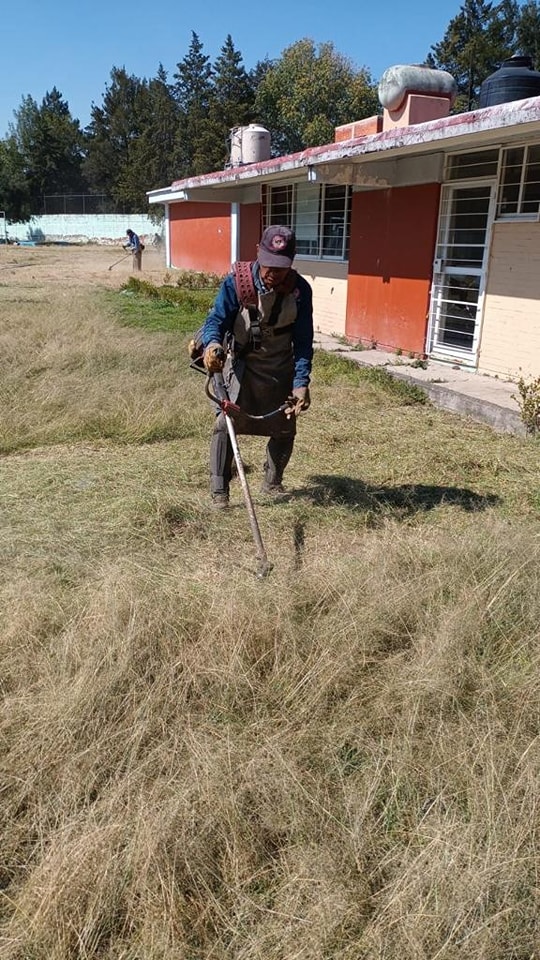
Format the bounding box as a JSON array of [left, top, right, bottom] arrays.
[[201, 226, 314, 509]]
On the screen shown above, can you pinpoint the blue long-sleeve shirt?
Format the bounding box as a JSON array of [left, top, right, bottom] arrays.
[[125, 232, 141, 251], [202, 262, 314, 388]]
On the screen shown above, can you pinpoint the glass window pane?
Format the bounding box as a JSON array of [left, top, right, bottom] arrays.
[[268, 185, 293, 225], [322, 185, 349, 259], [437, 275, 479, 350], [445, 188, 491, 267], [447, 149, 499, 180], [498, 146, 524, 215], [344, 187, 352, 260], [268, 183, 351, 261], [294, 182, 320, 256], [522, 144, 540, 214]]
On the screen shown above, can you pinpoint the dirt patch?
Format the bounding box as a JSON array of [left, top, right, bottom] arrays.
[[0, 243, 169, 289]]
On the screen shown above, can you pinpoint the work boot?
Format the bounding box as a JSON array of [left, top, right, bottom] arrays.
[[261, 483, 286, 501], [260, 472, 287, 499], [211, 491, 230, 509], [262, 438, 293, 498]]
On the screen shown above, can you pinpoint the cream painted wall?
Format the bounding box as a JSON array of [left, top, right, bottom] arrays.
[[478, 221, 540, 379], [295, 259, 348, 338]]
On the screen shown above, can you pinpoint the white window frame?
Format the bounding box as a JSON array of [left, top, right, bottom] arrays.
[[496, 142, 540, 220], [266, 183, 351, 262]]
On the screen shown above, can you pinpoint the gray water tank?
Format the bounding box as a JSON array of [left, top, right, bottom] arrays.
[[378, 64, 457, 111], [229, 124, 271, 166], [479, 55, 540, 107]]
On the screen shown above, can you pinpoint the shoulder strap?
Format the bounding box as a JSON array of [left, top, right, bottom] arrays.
[[233, 261, 257, 307], [233, 261, 298, 304], [232, 260, 261, 353]]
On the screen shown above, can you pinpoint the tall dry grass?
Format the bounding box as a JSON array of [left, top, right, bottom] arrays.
[[0, 251, 539, 959]]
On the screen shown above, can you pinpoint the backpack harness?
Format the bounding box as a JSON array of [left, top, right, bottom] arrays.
[[189, 261, 297, 371], [233, 260, 262, 354]]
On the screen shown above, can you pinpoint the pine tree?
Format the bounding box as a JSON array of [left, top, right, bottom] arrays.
[[208, 35, 256, 170], [10, 89, 86, 212], [517, 0, 540, 68], [427, 0, 519, 111], [128, 65, 181, 202], [84, 67, 147, 211], [0, 135, 32, 222], [172, 32, 214, 177], [248, 57, 274, 90]]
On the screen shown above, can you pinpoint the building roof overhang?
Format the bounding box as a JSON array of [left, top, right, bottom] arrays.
[[147, 95, 540, 204]]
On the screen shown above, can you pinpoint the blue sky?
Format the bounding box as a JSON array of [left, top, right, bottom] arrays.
[[1, 0, 464, 137]]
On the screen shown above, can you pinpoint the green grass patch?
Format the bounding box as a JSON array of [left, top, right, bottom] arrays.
[[313, 349, 428, 404], [111, 276, 220, 333]]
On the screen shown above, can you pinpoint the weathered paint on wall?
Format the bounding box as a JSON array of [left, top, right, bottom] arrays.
[[479, 221, 540, 378], [169, 202, 231, 275], [297, 260, 348, 337], [7, 214, 156, 243], [346, 184, 440, 354]]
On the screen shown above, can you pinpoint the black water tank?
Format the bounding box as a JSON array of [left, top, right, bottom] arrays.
[[480, 55, 540, 107]]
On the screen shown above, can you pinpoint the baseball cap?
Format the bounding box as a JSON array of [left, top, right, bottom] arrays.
[[257, 225, 296, 268]]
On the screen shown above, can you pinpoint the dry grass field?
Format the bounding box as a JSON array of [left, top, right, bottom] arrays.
[[0, 244, 539, 959]]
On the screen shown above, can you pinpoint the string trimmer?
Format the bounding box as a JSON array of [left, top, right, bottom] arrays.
[[205, 373, 291, 579], [108, 252, 132, 271]]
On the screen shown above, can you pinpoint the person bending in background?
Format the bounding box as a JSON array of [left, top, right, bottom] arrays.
[[124, 229, 143, 271], [201, 225, 314, 508]]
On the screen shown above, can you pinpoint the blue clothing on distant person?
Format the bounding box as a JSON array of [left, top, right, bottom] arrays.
[[124, 229, 141, 252], [124, 229, 143, 271]]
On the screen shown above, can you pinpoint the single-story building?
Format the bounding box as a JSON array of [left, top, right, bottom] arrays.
[[148, 65, 540, 380]]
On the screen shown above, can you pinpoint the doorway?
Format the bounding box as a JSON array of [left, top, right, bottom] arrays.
[[427, 183, 495, 365]]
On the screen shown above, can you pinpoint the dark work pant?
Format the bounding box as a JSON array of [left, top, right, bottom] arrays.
[[210, 413, 294, 494]]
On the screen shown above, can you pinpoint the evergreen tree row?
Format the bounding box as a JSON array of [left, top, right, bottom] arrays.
[[1, 0, 540, 224]]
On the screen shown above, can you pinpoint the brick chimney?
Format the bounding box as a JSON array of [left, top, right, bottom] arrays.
[[334, 116, 383, 142]]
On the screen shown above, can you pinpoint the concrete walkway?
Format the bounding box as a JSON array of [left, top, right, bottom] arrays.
[[315, 332, 527, 437]]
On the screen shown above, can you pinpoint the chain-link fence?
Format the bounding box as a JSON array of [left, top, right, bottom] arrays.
[[41, 195, 132, 215]]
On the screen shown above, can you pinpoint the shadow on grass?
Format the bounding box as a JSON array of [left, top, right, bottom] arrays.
[[293, 474, 501, 517]]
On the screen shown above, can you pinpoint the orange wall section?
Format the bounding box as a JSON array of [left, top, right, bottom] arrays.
[[346, 184, 440, 355], [170, 202, 231, 275], [169, 201, 262, 275], [239, 204, 262, 260]]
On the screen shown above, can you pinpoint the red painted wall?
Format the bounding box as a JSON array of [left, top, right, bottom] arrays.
[[169, 202, 231, 275], [239, 204, 262, 260], [169, 201, 263, 275], [346, 184, 440, 355]]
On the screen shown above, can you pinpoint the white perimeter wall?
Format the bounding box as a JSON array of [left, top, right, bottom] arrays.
[[7, 214, 158, 244]]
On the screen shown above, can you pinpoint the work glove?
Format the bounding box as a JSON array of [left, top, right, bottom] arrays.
[[203, 343, 226, 374], [188, 337, 201, 361], [285, 386, 311, 419]]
